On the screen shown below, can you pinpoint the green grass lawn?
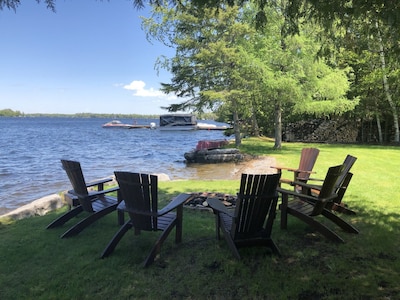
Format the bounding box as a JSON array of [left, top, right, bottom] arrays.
[[1, 138, 399, 299]]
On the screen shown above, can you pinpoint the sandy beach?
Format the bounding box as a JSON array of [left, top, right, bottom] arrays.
[[186, 155, 278, 180]]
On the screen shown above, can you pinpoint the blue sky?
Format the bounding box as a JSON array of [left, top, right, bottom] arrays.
[[0, 1, 178, 115]]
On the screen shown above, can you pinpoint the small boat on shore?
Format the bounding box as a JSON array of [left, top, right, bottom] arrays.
[[102, 120, 155, 129], [184, 139, 243, 163], [184, 148, 243, 163]]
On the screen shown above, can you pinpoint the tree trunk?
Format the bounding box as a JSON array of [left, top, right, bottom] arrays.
[[232, 99, 241, 147], [376, 113, 383, 143], [274, 101, 282, 149], [376, 20, 400, 143], [251, 97, 260, 136]]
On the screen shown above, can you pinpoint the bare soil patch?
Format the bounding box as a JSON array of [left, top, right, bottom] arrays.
[[185, 155, 277, 180]]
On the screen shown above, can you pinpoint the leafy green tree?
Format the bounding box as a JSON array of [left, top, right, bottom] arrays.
[[231, 1, 356, 148], [143, 1, 355, 148], [335, 12, 400, 143], [143, 3, 265, 146]]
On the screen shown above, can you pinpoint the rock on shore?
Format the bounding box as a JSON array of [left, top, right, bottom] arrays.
[[0, 194, 63, 220]]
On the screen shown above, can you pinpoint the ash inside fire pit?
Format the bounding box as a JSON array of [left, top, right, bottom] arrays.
[[184, 192, 237, 211]]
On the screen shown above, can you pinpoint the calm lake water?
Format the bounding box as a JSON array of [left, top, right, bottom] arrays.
[[0, 117, 231, 214]]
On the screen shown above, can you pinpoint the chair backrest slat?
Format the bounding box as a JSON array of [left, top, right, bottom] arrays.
[[298, 148, 320, 180], [233, 173, 281, 238], [336, 172, 353, 203], [335, 155, 357, 189], [61, 160, 88, 196], [115, 172, 158, 231], [61, 159, 94, 212], [311, 164, 346, 215]]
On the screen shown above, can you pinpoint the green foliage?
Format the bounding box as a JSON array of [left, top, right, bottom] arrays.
[[0, 0, 55, 11], [1, 139, 400, 298], [0, 108, 23, 117], [143, 2, 354, 147], [294, 98, 359, 117]]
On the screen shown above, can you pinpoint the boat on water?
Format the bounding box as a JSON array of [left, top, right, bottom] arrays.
[[102, 120, 155, 129], [159, 114, 197, 131], [196, 122, 231, 130], [159, 114, 230, 131]]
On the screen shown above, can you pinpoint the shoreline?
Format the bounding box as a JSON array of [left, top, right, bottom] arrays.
[[0, 156, 277, 221]]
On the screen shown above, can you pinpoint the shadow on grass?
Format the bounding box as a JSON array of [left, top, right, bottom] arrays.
[[0, 184, 399, 299]]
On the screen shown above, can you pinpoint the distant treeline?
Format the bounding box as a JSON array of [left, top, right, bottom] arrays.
[[0, 109, 157, 119], [0, 109, 24, 117], [0, 109, 218, 120]]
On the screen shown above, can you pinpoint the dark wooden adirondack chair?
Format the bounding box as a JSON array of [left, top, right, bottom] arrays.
[[272, 148, 320, 189], [278, 164, 359, 243], [101, 172, 192, 267], [207, 173, 282, 259], [307, 155, 357, 215], [46, 160, 119, 238]]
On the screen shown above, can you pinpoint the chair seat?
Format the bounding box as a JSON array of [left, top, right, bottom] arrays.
[[286, 199, 315, 216], [123, 212, 177, 231], [91, 196, 119, 212]]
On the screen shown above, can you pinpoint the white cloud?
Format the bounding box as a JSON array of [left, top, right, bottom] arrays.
[[123, 80, 165, 98]]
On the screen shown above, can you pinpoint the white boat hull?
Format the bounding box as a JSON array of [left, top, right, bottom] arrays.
[[158, 125, 197, 131]]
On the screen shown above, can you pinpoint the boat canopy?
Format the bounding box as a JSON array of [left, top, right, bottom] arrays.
[[159, 114, 197, 127]]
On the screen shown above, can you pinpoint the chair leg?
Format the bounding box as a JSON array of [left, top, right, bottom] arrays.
[[280, 194, 288, 230], [117, 209, 125, 225], [287, 208, 345, 243], [331, 203, 356, 215], [215, 214, 221, 240], [174, 205, 183, 244], [143, 220, 177, 267], [220, 226, 240, 260], [46, 206, 84, 229], [101, 221, 133, 258], [269, 240, 281, 257], [60, 204, 117, 238], [321, 209, 359, 234]]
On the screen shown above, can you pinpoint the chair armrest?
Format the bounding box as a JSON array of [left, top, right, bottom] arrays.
[[117, 201, 157, 217], [306, 177, 324, 182], [277, 187, 337, 204], [290, 180, 322, 191], [271, 166, 316, 174], [86, 177, 113, 188], [68, 186, 118, 199], [291, 180, 320, 189], [118, 193, 192, 217], [88, 186, 119, 197], [158, 193, 192, 216], [118, 201, 167, 217], [207, 198, 235, 218], [271, 166, 298, 172]]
